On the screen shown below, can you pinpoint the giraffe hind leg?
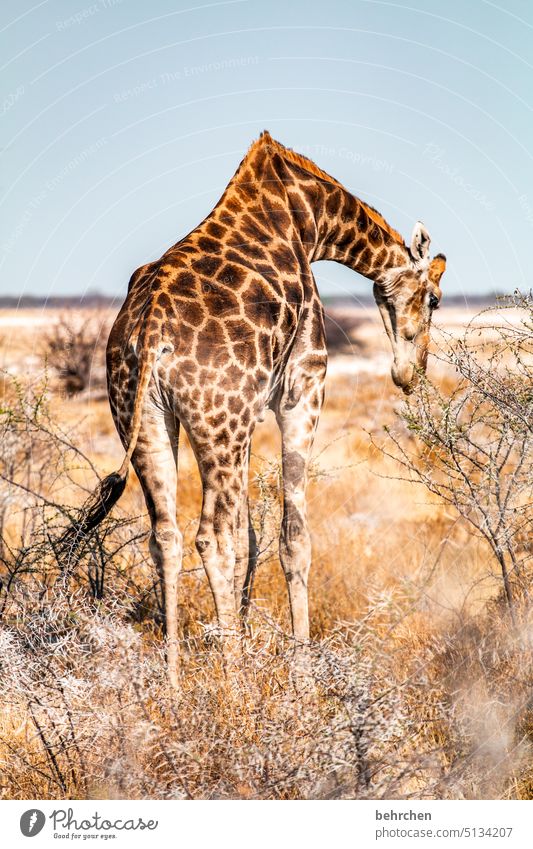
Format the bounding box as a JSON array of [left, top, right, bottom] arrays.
[[131, 409, 182, 689], [192, 442, 250, 663]]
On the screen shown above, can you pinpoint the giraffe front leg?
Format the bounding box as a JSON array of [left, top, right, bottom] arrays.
[[276, 400, 323, 697], [277, 407, 319, 648], [279, 449, 312, 645], [275, 349, 326, 656]]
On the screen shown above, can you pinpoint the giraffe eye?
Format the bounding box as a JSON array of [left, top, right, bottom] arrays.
[[429, 293, 439, 311]]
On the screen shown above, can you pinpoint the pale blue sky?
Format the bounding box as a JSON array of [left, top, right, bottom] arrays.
[[1, 0, 532, 300]]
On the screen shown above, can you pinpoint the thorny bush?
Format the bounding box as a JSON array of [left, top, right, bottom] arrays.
[[380, 293, 532, 624]]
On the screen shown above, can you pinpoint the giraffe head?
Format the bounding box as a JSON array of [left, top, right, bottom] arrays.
[[373, 222, 446, 394]]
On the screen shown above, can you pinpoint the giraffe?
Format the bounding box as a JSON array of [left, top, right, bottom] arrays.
[[60, 131, 446, 687]]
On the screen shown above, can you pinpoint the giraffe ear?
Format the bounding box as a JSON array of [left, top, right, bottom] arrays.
[[429, 253, 446, 286], [410, 221, 431, 263]]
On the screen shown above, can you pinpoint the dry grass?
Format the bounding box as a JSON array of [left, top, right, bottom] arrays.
[[0, 305, 531, 800]]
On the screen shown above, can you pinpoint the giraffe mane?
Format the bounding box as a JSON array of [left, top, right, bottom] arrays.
[[357, 201, 406, 247], [246, 131, 406, 247], [254, 130, 344, 188]]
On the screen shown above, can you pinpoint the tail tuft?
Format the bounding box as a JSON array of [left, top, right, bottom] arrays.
[[57, 470, 127, 559]]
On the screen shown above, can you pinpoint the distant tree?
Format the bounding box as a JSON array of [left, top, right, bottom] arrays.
[[43, 311, 110, 396]]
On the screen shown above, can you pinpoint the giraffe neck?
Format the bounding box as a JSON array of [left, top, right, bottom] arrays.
[[311, 181, 411, 283], [222, 134, 411, 286], [280, 158, 411, 283]]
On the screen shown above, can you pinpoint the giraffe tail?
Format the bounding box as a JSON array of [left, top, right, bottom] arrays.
[[56, 325, 159, 558]]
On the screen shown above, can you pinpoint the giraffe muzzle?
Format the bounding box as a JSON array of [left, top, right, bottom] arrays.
[[390, 332, 429, 394], [391, 361, 416, 394]]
